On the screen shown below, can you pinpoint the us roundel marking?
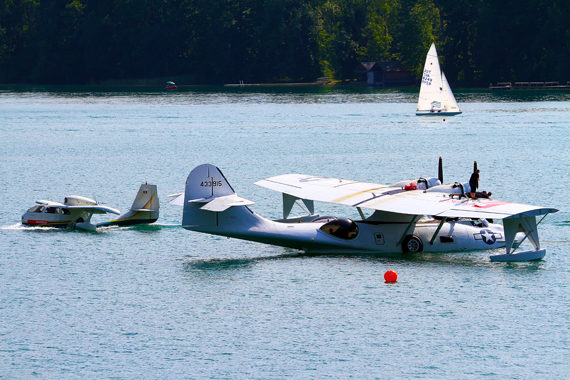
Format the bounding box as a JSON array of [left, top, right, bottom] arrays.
[[474, 229, 497, 245]]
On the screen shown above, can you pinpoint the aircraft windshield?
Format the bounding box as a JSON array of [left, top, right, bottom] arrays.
[[320, 218, 359, 240], [27, 205, 45, 213]]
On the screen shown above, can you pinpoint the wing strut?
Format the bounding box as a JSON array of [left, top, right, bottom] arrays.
[[396, 215, 421, 246], [491, 214, 549, 262], [429, 217, 447, 245], [283, 193, 314, 219], [504, 214, 547, 254], [66, 210, 89, 228]]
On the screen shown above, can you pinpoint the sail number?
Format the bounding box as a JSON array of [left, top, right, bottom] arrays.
[[422, 69, 432, 85], [201, 180, 222, 187]]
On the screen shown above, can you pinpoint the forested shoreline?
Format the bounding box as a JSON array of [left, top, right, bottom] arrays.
[[1, 0, 569, 86]]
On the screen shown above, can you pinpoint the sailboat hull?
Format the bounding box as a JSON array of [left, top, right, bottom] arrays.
[[416, 110, 462, 116]]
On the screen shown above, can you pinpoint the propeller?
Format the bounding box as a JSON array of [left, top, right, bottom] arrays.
[[473, 161, 478, 173], [438, 157, 443, 184]]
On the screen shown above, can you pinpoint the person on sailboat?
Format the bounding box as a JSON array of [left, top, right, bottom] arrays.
[[469, 169, 480, 198]]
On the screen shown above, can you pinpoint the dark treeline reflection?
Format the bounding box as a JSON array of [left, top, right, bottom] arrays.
[[1, 0, 569, 86]]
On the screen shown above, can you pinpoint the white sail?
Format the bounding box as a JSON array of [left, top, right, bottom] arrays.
[[416, 42, 461, 116]]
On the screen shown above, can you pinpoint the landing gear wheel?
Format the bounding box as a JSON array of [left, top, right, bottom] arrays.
[[402, 235, 423, 253]]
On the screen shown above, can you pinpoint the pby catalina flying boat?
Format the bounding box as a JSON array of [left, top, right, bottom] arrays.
[[170, 162, 558, 262], [22, 183, 159, 231]]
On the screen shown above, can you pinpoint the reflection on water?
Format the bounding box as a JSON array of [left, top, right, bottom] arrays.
[[184, 258, 256, 272]]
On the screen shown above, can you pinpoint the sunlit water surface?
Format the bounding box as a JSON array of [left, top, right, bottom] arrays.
[[1, 86, 570, 379]]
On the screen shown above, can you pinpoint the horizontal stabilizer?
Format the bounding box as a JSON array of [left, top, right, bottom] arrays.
[[169, 193, 185, 206], [199, 194, 255, 212]]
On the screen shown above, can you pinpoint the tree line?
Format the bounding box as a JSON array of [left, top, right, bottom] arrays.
[[1, 0, 569, 86]]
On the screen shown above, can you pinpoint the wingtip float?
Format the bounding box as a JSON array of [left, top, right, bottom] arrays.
[[173, 162, 558, 262], [22, 183, 159, 231]]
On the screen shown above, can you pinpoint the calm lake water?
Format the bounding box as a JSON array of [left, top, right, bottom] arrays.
[[1, 85, 569, 379]]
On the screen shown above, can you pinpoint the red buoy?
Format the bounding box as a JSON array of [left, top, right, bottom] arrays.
[[384, 270, 398, 283]]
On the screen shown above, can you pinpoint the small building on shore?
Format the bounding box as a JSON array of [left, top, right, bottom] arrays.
[[354, 61, 414, 86]]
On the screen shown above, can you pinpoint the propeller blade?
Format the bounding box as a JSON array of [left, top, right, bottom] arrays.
[[438, 157, 443, 184], [473, 161, 478, 173]]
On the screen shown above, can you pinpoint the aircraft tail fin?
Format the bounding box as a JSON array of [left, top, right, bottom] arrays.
[[185, 164, 236, 201], [130, 183, 159, 212], [98, 183, 159, 227], [183, 164, 254, 227]]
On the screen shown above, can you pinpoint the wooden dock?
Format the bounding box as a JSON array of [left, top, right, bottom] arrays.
[[489, 81, 570, 90]]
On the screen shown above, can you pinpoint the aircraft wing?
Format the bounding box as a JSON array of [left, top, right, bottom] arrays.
[[65, 205, 121, 215], [255, 174, 558, 220], [361, 190, 557, 219], [36, 200, 65, 207], [255, 174, 397, 206]]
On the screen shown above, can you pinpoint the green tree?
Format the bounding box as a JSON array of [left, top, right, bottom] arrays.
[[434, 0, 480, 85], [0, 0, 40, 83], [396, 0, 440, 78]]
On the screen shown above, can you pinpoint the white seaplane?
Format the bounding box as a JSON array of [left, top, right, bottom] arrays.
[[22, 183, 159, 231], [170, 162, 557, 262]]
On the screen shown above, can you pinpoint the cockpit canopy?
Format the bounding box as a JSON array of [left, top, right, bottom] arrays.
[[319, 218, 359, 240], [26, 205, 70, 214]]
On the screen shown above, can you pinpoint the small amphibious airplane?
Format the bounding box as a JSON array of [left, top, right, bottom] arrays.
[[22, 183, 159, 231], [170, 162, 558, 262]]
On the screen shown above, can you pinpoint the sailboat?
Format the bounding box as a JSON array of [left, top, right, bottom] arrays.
[[416, 43, 461, 116]]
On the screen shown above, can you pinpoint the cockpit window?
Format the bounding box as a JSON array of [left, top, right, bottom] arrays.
[[320, 218, 359, 240], [27, 205, 45, 213], [61, 208, 70, 215], [45, 207, 60, 214]]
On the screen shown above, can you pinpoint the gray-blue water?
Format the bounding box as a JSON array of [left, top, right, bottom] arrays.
[[1, 86, 569, 379]]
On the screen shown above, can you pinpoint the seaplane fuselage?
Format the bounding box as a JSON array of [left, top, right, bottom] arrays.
[[22, 196, 103, 228], [185, 204, 507, 254]]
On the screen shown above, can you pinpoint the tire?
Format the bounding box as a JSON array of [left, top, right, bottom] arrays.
[[402, 235, 423, 253]]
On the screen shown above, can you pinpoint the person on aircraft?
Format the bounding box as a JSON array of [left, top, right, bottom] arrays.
[[469, 169, 480, 198], [475, 191, 492, 199]]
